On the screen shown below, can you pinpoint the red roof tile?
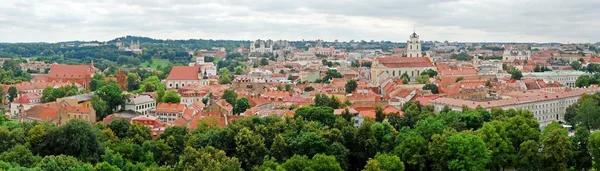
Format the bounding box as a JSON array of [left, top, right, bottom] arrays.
[[166, 66, 200, 80], [377, 57, 434, 68]]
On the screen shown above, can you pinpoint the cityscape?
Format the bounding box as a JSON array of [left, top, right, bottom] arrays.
[[1, 0, 600, 170]]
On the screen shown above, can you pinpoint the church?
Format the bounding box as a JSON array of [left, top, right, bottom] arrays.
[[370, 32, 436, 85]]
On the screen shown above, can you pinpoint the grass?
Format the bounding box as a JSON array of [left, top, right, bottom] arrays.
[[141, 58, 170, 69]]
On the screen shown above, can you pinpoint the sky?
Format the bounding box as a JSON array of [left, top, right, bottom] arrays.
[[0, 0, 599, 43]]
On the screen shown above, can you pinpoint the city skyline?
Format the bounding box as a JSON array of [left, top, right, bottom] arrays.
[[1, 0, 599, 43]]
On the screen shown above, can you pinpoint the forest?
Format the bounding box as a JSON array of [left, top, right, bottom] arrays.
[[0, 96, 598, 171]]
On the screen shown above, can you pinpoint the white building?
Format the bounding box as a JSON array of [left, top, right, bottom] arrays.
[[250, 39, 273, 54], [503, 48, 531, 62], [430, 88, 595, 127], [406, 32, 423, 57], [522, 70, 588, 88], [124, 94, 156, 115]]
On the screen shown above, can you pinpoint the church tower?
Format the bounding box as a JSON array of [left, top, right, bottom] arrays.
[[406, 31, 422, 57]]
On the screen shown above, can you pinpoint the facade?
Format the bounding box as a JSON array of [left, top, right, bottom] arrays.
[[116, 39, 143, 55], [406, 32, 423, 57], [250, 39, 273, 54], [154, 103, 186, 123], [370, 57, 436, 85], [20, 61, 51, 73], [9, 92, 42, 118], [522, 70, 588, 88], [429, 88, 594, 127], [19, 100, 96, 125], [47, 63, 96, 89], [124, 94, 156, 115], [164, 66, 209, 89], [503, 48, 531, 62]]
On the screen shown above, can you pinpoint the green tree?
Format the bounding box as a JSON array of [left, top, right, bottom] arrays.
[[314, 93, 330, 107], [590, 131, 600, 170], [234, 128, 267, 170], [395, 132, 426, 170], [282, 155, 314, 170], [55, 120, 104, 162], [219, 68, 232, 84], [260, 58, 269, 66], [294, 106, 336, 126], [446, 132, 490, 170], [8, 86, 17, 102], [176, 146, 242, 171], [92, 96, 109, 121], [304, 86, 314, 92], [90, 74, 106, 91], [234, 97, 251, 115], [422, 83, 439, 94], [0, 144, 39, 167], [291, 131, 328, 158], [478, 121, 515, 170], [329, 95, 342, 109], [36, 155, 84, 171], [162, 90, 181, 103], [455, 77, 464, 82], [510, 69, 523, 80], [571, 126, 592, 170], [222, 89, 237, 106], [96, 82, 125, 114], [126, 72, 141, 91], [571, 61, 582, 70], [270, 134, 289, 162], [108, 118, 131, 139], [374, 105, 386, 122], [575, 98, 600, 130], [363, 153, 405, 171], [517, 140, 541, 171], [311, 154, 343, 171], [127, 122, 151, 144], [542, 123, 572, 171], [234, 66, 244, 75], [345, 79, 358, 93]]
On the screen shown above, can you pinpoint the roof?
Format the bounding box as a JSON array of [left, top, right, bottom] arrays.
[[155, 103, 186, 113], [166, 66, 200, 80], [64, 106, 92, 113], [24, 105, 59, 121], [377, 57, 434, 68], [126, 95, 155, 105], [48, 64, 94, 79], [61, 93, 94, 102]]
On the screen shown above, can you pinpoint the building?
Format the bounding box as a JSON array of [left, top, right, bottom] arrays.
[[116, 39, 143, 55], [20, 61, 51, 73], [9, 92, 42, 118], [370, 57, 436, 85], [18, 100, 96, 125], [406, 32, 423, 57], [522, 70, 588, 88], [164, 66, 209, 89], [503, 48, 531, 62], [250, 39, 273, 54], [47, 63, 96, 89], [429, 88, 594, 127], [125, 94, 156, 115], [154, 103, 186, 123]]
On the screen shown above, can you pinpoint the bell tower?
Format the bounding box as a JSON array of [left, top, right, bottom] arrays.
[[406, 31, 422, 57]]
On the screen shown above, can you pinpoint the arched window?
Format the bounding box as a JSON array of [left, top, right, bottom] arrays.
[[410, 45, 412, 49]]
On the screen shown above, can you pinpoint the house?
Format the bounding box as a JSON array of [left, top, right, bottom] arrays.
[[164, 66, 209, 89], [125, 94, 156, 115], [9, 92, 42, 118], [18, 100, 96, 125], [153, 103, 186, 123], [46, 63, 96, 89]]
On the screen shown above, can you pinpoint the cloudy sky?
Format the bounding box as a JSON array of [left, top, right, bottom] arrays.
[[0, 0, 598, 43]]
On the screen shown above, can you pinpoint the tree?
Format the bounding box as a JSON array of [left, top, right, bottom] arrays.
[[311, 154, 343, 171], [234, 97, 251, 115], [294, 106, 336, 127], [108, 118, 131, 139], [7, 86, 17, 102], [219, 68, 232, 84], [401, 72, 409, 80], [55, 120, 104, 162], [314, 93, 330, 107], [590, 131, 600, 170], [542, 124, 571, 171], [417, 75, 430, 84], [127, 122, 151, 144], [260, 58, 269, 66], [395, 132, 426, 170], [510, 69, 523, 80], [517, 140, 541, 171], [304, 86, 314, 92], [478, 121, 515, 170], [96, 82, 125, 114], [571, 61, 582, 70], [329, 95, 342, 109], [176, 146, 242, 171], [421, 69, 438, 78], [455, 77, 464, 82], [575, 98, 600, 130], [0, 144, 39, 167], [446, 132, 490, 170], [363, 153, 405, 171], [234, 128, 267, 170], [90, 74, 106, 91], [222, 89, 238, 106], [126, 72, 141, 91], [92, 96, 109, 121], [571, 126, 592, 170], [234, 66, 244, 75], [162, 90, 181, 103], [345, 79, 358, 93], [271, 134, 289, 162], [37, 155, 84, 171], [422, 84, 439, 94]]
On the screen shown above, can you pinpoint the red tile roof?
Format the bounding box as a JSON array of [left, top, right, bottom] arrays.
[[48, 64, 94, 79], [155, 103, 186, 113], [377, 57, 434, 68], [166, 66, 200, 80]]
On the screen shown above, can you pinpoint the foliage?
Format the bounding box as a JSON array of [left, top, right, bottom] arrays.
[[8, 86, 17, 102], [510, 69, 523, 80], [162, 90, 181, 103], [222, 89, 238, 106], [218, 68, 232, 84], [345, 79, 358, 93], [363, 153, 405, 171], [422, 84, 439, 94], [233, 98, 251, 115], [95, 82, 125, 114]]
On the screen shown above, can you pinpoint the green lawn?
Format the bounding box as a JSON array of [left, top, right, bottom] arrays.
[[141, 58, 170, 69]]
